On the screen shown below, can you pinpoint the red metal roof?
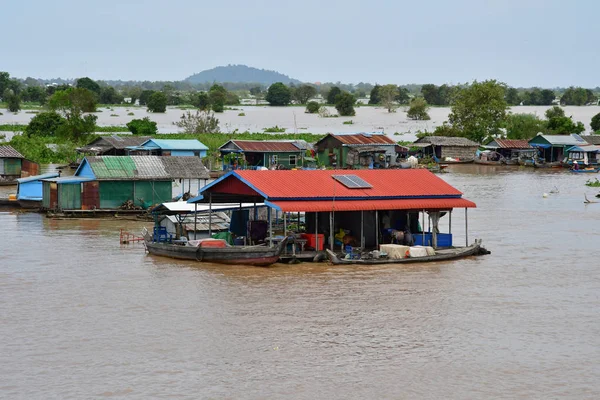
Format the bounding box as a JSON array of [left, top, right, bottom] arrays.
[[330, 133, 396, 146], [493, 139, 532, 149], [230, 140, 302, 152], [269, 198, 476, 212], [231, 169, 464, 199]]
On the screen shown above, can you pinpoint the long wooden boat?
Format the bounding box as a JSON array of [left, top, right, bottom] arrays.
[[143, 231, 288, 266], [473, 158, 505, 166], [440, 159, 474, 164], [571, 168, 600, 173], [325, 241, 489, 265]]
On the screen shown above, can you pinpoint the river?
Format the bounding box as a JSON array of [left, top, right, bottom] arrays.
[[1, 165, 599, 399]]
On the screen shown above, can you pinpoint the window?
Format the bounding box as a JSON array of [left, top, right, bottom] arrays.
[[289, 155, 297, 166], [270, 155, 278, 165]]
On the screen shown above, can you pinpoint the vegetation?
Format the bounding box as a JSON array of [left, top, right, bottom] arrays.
[[335, 92, 356, 116], [406, 97, 431, 120], [48, 88, 98, 140], [505, 87, 521, 105], [545, 106, 585, 134], [447, 80, 509, 143], [305, 101, 320, 114], [420, 84, 455, 106], [265, 82, 292, 106], [4, 89, 21, 112], [521, 88, 555, 105], [147, 92, 167, 113], [379, 84, 399, 113], [263, 125, 286, 133], [25, 112, 66, 137], [505, 113, 546, 139], [192, 92, 211, 110], [76, 77, 101, 95], [293, 85, 317, 104], [185, 64, 301, 85], [591, 112, 600, 132], [208, 84, 227, 112], [127, 117, 158, 135], [560, 87, 597, 106], [174, 110, 220, 134], [369, 84, 381, 105], [326, 86, 342, 105]]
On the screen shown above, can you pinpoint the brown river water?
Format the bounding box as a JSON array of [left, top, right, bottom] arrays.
[[1, 165, 600, 399]]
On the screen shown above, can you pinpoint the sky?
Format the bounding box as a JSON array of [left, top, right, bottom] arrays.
[[3, 0, 599, 87]]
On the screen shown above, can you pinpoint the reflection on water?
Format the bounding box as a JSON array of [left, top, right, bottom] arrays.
[[1, 166, 600, 399]]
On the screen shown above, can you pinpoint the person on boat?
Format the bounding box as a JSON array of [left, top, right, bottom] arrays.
[[573, 161, 580, 171]]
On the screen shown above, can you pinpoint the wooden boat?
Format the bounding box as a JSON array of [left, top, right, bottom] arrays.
[[440, 159, 474, 164], [143, 230, 288, 266], [473, 158, 505, 165], [325, 241, 489, 265], [571, 168, 600, 173]]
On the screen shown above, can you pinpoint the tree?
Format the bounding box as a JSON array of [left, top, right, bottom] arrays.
[[305, 101, 320, 114], [225, 91, 240, 105], [540, 89, 555, 105], [447, 80, 509, 142], [4, 89, 21, 112], [0, 71, 10, 97], [561, 86, 596, 106], [265, 82, 292, 106], [406, 97, 431, 120], [99, 86, 123, 104], [294, 85, 317, 104], [76, 77, 101, 95], [249, 86, 262, 96], [436, 84, 454, 106], [139, 90, 155, 106], [25, 112, 66, 137], [209, 84, 227, 112], [126, 117, 158, 135], [505, 87, 521, 106], [174, 110, 220, 134], [47, 88, 98, 140], [368, 84, 381, 104], [379, 84, 399, 112], [147, 92, 167, 113], [22, 86, 47, 103], [335, 92, 356, 116], [420, 84, 438, 105], [326, 86, 342, 105], [193, 92, 211, 110], [591, 112, 600, 132], [396, 87, 411, 105], [505, 113, 546, 139], [545, 106, 585, 134]]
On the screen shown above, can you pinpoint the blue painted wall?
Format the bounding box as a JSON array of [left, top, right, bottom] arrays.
[[17, 180, 44, 200], [76, 160, 96, 178]]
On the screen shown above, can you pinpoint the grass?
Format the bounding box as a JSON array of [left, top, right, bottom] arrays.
[[342, 120, 353, 125], [127, 112, 134, 116], [263, 125, 286, 132], [238, 112, 246, 116]]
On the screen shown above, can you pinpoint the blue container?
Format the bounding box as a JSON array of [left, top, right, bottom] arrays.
[[413, 233, 452, 247], [233, 237, 245, 246]]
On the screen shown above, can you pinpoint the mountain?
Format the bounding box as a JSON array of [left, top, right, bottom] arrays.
[[185, 64, 302, 85]]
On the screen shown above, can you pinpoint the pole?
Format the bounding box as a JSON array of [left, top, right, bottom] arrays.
[[361, 210, 364, 249], [449, 210, 452, 234], [194, 202, 197, 240], [283, 212, 287, 254], [465, 208, 468, 246], [329, 212, 334, 251], [315, 212, 319, 251], [208, 193, 212, 236], [268, 207, 273, 247], [422, 209, 425, 246], [375, 210, 379, 248]]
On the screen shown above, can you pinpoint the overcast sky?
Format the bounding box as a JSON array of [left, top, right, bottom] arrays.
[[3, 0, 598, 87]]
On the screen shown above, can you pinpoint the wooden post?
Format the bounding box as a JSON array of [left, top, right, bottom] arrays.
[[422, 209, 425, 245], [375, 210, 379, 248], [329, 211, 334, 251], [283, 211, 287, 254], [361, 210, 364, 249], [465, 208, 468, 246], [268, 207, 273, 247], [208, 193, 212, 236], [194, 202, 197, 240], [315, 212, 319, 251], [449, 210, 452, 234]]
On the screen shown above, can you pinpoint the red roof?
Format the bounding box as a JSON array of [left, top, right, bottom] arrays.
[[329, 133, 396, 146], [228, 169, 465, 199], [269, 198, 475, 212], [229, 140, 302, 152], [493, 139, 532, 149]]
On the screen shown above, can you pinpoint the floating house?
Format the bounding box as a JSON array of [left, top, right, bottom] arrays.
[[188, 169, 476, 251], [565, 144, 600, 166], [528, 133, 586, 163], [412, 136, 479, 161], [218, 140, 310, 170], [76, 135, 150, 156], [0, 146, 40, 185], [314, 133, 400, 168], [16, 172, 61, 208], [42, 156, 210, 211], [126, 139, 208, 158], [483, 139, 534, 161], [582, 135, 600, 146]]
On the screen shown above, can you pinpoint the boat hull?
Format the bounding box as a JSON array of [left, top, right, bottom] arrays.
[[326, 243, 489, 265], [571, 169, 600, 173], [474, 159, 504, 165], [144, 238, 287, 267]]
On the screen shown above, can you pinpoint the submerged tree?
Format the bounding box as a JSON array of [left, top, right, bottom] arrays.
[[174, 110, 220, 134], [406, 97, 431, 120], [591, 112, 600, 132], [335, 92, 356, 116], [379, 84, 399, 113], [265, 82, 292, 106], [294, 85, 317, 104], [48, 88, 98, 140], [127, 117, 158, 135], [147, 91, 167, 113], [368, 84, 381, 104], [3, 89, 21, 112]]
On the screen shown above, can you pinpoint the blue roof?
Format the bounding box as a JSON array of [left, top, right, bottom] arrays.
[[17, 172, 60, 184], [138, 139, 208, 151], [42, 176, 95, 183]]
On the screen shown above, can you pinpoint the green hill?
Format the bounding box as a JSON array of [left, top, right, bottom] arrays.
[[185, 64, 302, 85]]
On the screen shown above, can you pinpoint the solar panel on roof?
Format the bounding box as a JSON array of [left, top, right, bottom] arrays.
[[332, 174, 372, 189]]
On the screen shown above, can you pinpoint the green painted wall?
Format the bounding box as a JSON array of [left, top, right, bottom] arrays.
[[99, 180, 171, 209], [58, 183, 81, 210], [264, 152, 303, 168], [42, 181, 51, 208]]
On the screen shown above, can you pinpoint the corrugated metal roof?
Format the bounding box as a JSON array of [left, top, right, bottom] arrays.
[[224, 140, 305, 152], [534, 134, 585, 146], [415, 136, 479, 147], [491, 139, 532, 149], [0, 145, 24, 158], [268, 198, 476, 212], [230, 169, 464, 199], [83, 156, 209, 180], [43, 177, 96, 183], [142, 139, 208, 150], [581, 135, 600, 145], [567, 144, 600, 153], [328, 133, 396, 146], [17, 172, 60, 184]]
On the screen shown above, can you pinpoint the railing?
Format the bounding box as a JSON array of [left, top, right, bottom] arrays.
[[119, 228, 145, 244]]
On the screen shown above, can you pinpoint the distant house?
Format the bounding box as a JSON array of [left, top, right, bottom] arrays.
[[412, 136, 479, 161], [565, 144, 600, 166], [484, 139, 533, 160], [42, 156, 210, 211], [528, 133, 586, 163], [581, 135, 600, 146], [126, 139, 208, 158], [314, 133, 400, 168], [0, 145, 39, 185], [77, 135, 151, 156], [16, 172, 61, 208], [219, 140, 309, 169]]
